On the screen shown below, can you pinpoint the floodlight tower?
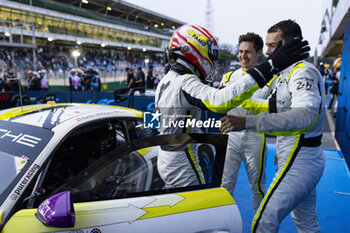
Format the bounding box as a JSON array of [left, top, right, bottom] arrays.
[[205, 0, 215, 34]]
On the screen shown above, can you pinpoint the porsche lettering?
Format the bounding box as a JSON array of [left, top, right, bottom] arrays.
[[0, 129, 42, 147]]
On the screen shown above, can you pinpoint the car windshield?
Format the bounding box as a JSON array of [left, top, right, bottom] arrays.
[[0, 121, 54, 202]]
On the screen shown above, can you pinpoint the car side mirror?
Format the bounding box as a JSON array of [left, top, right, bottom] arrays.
[[35, 191, 75, 228]]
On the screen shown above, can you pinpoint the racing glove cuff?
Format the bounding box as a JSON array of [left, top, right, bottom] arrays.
[[247, 61, 275, 88]]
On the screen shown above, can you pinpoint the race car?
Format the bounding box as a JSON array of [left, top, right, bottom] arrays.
[[0, 103, 242, 233]]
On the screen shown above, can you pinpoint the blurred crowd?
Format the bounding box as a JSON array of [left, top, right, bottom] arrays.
[[0, 47, 164, 76], [317, 58, 341, 117], [0, 67, 49, 92], [125, 65, 159, 90], [0, 46, 236, 93], [68, 68, 101, 92]]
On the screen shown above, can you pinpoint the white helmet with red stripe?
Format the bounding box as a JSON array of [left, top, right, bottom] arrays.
[[167, 24, 219, 81]]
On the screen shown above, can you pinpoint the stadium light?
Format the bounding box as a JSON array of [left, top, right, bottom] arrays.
[[72, 50, 81, 57], [72, 50, 81, 68], [142, 48, 147, 52], [101, 43, 106, 47], [161, 23, 164, 26], [48, 37, 53, 41], [77, 41, 82, 45], [106, 7, 112, 11], [154, 24, 159, 28], [82, 0, 88, 4], [5, 32, 10, 37], [127, 46, 132, 50]]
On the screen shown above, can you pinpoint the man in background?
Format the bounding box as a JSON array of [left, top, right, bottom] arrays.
[[126, 67, 136, 89], [147, 65, 154, 89], [3, 69, 19, 92], [135, 66, 145, 88], [220, 32, 276, 214]]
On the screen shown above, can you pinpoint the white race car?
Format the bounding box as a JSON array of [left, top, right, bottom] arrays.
[[0, 103, 242, 233]]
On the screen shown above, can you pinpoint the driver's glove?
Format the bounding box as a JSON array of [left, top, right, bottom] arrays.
[[247, 38, 310, 88]]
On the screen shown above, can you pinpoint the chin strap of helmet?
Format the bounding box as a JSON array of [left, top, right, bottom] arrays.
[[164, 46, 205, 81]]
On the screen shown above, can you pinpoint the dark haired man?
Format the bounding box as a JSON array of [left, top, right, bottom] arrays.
[[135, 66, 145, 88], [220, 20, 325, 233], [126, 67, 136, 89], [3, 70, 19, 92], [220, 32, 275, 214]]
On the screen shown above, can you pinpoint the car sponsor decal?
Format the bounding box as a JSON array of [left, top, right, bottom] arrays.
[[0, 121, 54, 159], [14, 155, 29, 174], [75, 112, 119, 122], [89, 229, 102, 233], [139, 188, 234, 220], [0, 129, 42, 148], [10, 164, 40, 201], [109, 106, 143, 118]]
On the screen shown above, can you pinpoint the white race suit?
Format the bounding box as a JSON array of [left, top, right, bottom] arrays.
[[155, 69, 267, 188], [220, 68, 276, 214], [244, 61, 326, 233]]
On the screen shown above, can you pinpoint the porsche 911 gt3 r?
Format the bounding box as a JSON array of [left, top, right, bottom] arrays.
[[0, 103, 242, 233]]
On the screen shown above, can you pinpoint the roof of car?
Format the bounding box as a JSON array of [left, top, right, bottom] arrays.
[[0, 103, 143, 129]]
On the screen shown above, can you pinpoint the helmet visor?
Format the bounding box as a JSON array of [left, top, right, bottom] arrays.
[[208, 41, 219, 61]]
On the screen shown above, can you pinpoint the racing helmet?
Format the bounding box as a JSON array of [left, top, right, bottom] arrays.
[[166, 24, 219, 81], [333, 58, 341, 70]]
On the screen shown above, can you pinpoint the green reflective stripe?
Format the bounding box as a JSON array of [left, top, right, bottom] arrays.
[[252, 135, 301, 233], [266, 74, 277, 87], [241, 99, 269, 115], [241, 68, 247, 75], [286, 63, 305, 83], [256, 134, 266, 201], [187, 144, 205, 184], [259, 114, 319, 136], [202, 84, 259, 113], [224, 71, 234, 83]]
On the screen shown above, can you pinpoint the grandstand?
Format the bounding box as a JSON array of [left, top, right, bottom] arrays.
[[0, 0, 186, 88]]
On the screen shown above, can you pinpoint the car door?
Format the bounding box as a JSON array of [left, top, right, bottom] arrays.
[[2, 134, 242, 233]]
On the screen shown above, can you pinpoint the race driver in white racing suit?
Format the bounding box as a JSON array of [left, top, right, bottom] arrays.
[[220, 20, 325, 233], [155, 24, 310, 189], [220, 33, 277, 214]]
